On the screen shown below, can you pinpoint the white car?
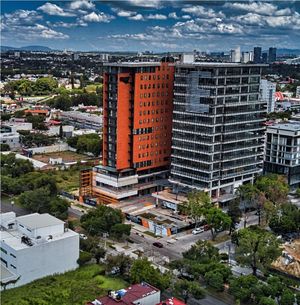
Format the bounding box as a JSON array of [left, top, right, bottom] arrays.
[[79, 234, 88, 240], [192, 227, 205, 235]]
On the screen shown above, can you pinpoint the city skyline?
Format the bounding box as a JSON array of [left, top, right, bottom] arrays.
[[1, 0, 300, 52]]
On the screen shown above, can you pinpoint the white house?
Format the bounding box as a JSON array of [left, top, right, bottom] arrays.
[[0, 212, 79, 289]]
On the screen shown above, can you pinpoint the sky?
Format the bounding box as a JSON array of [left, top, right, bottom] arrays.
[[1, 0, 300, 52]]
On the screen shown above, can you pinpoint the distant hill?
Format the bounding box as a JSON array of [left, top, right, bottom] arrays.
[[1, 45, 55, 52], [276, 49, 300, 56]]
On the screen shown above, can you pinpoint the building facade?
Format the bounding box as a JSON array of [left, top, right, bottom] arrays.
[[170, 62, 266, 199], [0, 212, 79, 289], [268, 47, 277, 63], [80, 59, 175, 203], [264, 122, 300, 189], [260, 79, 276, 113], [253, 47, 262, 63]]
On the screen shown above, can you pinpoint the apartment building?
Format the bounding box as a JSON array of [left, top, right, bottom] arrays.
[[264, 122, 300, 188], [80, 58, 175, 203], [260, 79, 276, 113], [169, 61, 267, 200], [0, 212, 79, 289]]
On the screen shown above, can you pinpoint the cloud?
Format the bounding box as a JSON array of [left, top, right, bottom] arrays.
[[182, 15, 191, 20], [81, 12, 115, 22], [147, 14, 167, 20], [69, 0, 95, 10], [182, 5, 224, 18], [37, 2, 75, 17], [224, 2, 277, 16], [111, 8, 137, 17], [50, 21, 88, 28], [168, 12, 179, 19], [128, 14, 144, 21], [124, 0, 162, 8], [2, 9, 42, 26]]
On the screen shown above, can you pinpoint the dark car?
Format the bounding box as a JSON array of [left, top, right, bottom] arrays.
[[153, 242, 164, 248]]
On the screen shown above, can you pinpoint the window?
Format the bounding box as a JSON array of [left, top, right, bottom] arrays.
[[10, 264, 16, 269], [0, 247, 7, 254], [10, 253, 16, 258]]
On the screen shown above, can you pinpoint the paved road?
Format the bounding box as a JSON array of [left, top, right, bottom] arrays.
[[0, 199, 29, 216]]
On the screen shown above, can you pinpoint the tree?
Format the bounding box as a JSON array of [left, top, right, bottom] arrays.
[[105, 254, 133, 278], [49, 197, 69, 220], [227, 199, 242, 234], [110, 224, 131, 240], [1, 113, 11, 121], [26, 115, 48, 130], [174, 279, 205, 304], [229, 275, 259, 303], [1, 153, 34, 177], [1, 143, 10, 151], [91, 247, 106, 264], [130, 258, 170, 291], [184, 190, 211, 227], [18, 187, 51, 213], [259, 297, 277, 305], [235, 227, 281, 276], [269, 203, 300, 234], [80, 205, 124, 235], [204, 207, 231, 240], [77, 251, 92, 266], [280, 289, 295, 305], [183, 240, 220, 263], [255, 174, 289, 205], [204, 271, 224, 291]]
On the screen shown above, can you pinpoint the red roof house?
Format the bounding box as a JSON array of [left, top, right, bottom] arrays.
[[86, 283, 160, 305], [157, 298, 186, 305]]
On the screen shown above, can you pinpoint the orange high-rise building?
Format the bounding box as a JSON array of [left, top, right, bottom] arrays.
[[80, 58, 175, 204]]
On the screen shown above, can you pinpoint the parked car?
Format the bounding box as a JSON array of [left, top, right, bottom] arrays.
[[192, 227, 205, 235], [79, 234, 88, 240], [153, 242, 164, 248]]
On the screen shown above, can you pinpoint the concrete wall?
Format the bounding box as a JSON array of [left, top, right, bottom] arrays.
[[29, 143, 69, 155]]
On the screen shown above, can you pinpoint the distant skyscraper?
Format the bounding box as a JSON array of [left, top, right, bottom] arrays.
[[268, 47, 277, 63], [230, 47, 241, 63], [253, 47, 262, 63], [260, 79, 276, 113], [262, 52, 268, 63], [241, 52, 251, 63]]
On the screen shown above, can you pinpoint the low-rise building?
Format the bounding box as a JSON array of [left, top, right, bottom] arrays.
[[0, 132, 20, 150], [87, 283, 160, 305], [60, 111, 102, 130], [264, 122, 300, 189], [0, 212, 79, 289]]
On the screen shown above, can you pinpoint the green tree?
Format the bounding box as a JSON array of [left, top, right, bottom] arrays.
[[280, 289, 295, 305], [26, 114, 48, 130], [110, 224, 131, 240], [1, 153, 34, 177], [227, 199, 242, 234], [80, 205, 124, 235], [235, 227, 281, 276], [183, 240, 220, 263], [174, 279, 205, 304], [105, 254, 133, 278], [34, 77, 58, 95], [18, 187, 51, 213], [204, 207, 231, 240], [204, 271, 224, 291], [1, 143, 10, 151], [91, 247, 106, 264], [229, 275, 259, 303], [269, 203, 300, 234], [77, 251, 92, 266], [49, 197, 69, 220], [259, 297, 277, 305], [184, 190, 211, 227], [130, 258, 170, 291], [1, 113, 11, 121]]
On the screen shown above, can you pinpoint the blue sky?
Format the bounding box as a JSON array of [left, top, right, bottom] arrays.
[[1, 1, 300, 52]]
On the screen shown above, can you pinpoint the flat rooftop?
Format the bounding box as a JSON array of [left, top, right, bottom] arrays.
[[267, 122, 300, 132], [104, 62, 161, 67], [0, 264, 18, 283], [176, 61, 268, 67], [17, 213, 64, 229]]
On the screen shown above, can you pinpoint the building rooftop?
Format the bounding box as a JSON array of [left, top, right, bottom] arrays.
[[176, 61, 268, 67], [87, 283, 159, 305], [267, 122, 300, 132], [103, 62, 161, 67], [17, 213, 64, 229]]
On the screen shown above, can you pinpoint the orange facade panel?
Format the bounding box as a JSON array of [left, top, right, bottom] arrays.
[[116, 73, 132, 170]]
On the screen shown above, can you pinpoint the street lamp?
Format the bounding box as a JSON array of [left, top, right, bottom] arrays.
[[11, 200, 15, 212]]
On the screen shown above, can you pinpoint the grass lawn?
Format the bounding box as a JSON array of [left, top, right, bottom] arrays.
[[85, 83, 102, 93], [53, 168, 81, 192], [2, 264, 127, 305]]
